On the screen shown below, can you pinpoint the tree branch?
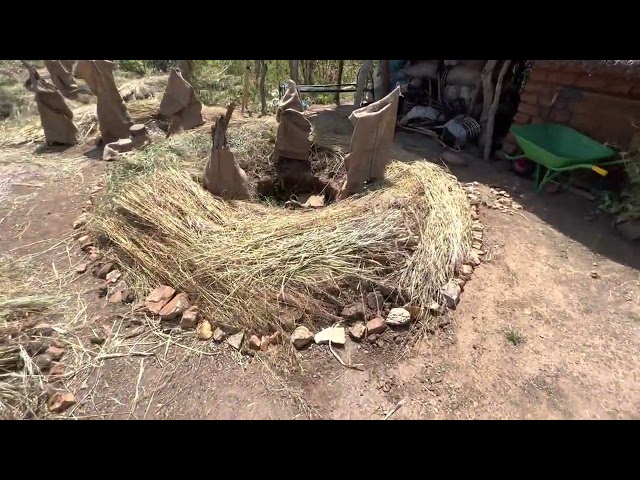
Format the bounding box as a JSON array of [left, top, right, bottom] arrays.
[[483, 60, 512, 160]]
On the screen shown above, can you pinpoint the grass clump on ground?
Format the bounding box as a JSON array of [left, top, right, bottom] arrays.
[[0, 256, 62, 419]]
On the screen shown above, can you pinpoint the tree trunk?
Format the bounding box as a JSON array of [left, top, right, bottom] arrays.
[[335, 60, 344, 105], [483, 60, 512, 160], [254, 60, 260, 86], [354, 60, 374, 107], [302, 60, 316, 85], [479, 60, 498, 152], [241, 62, 251, 115], [177, 60, 194, 83], [289, 60, 299, 83], [259, 60, 268, 116], [381, 60, 391, 97]]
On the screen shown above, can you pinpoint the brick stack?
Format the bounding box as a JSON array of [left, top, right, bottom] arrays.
[[502, 61, 640, 155]]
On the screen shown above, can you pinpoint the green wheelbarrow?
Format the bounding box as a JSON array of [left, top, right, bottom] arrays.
[[506, 123, 626, 192]]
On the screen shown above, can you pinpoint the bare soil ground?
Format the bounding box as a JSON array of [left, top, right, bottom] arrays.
[[1, 105, 638, 420]]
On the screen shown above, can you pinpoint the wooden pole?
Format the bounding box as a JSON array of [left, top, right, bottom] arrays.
[[484, 60, 512, 160], [335, 60, 344, 106], [381, 60, 391, 97]]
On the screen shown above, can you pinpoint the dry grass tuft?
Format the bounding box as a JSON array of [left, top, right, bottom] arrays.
[[0, 256, 60, 418], [93, 144, 472, 334], [0, 99, 161, 148]]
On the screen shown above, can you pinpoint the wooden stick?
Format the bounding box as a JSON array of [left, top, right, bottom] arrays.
[[484, 60, 511, 160], [335, 60, 344, 106], [212, 103, 236, 149]]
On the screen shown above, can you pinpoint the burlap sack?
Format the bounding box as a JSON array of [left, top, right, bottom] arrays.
[[75, 60, 132, 143], [44, 60, 79, 97], [203, 148, 250, 200], [159, 68, 203, 131], [339, 87, 400, 199], [276, 80, 304, 121], [274, 80, 311, 160], [24, 68, 77, 145], [275, 109, 312, 161]]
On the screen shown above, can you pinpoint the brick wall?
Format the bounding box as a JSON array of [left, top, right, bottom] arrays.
[[502, 61, 640, 154]]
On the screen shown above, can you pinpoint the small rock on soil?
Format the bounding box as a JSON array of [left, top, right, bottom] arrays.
[[291, 326, 314, 349], [159, 292, 190, 321], [366, 292, 385, 310], [94, 262, 115, 280], [105, 270, 122, 284], [180, 306, 199, 329], [79, 235, 93, 251], [197, 320, 213, 340], [366, 317, 387, 335], [441, 281, 462, 309], [47, 391, 76, 413], [249, 335, 262, 351], [314, 327, 346, 345], [341, 303, 365, 320], [227, 331, 245, 350], [349, 322, 366, 341], [108, 290, 124, 304], [385, 308, 412, 326], [145, 285, 176, 315], [590, 271, 599, 279], [73, 213, 90, 230], [76, 262, 90, 274], [461, 264, 474, 280], [260, 335, 271, 351], [213, 327, 226, 342]]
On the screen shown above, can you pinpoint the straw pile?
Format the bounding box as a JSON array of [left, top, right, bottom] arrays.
[[93, 155, 472, 334]]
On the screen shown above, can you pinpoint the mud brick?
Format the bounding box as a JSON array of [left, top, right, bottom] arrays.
[[575, 74, 608, 90], [513, 113, 531, 124], [547, 71, 579, 86], [518, 103, 540, 116], [528, 68, 547, 83], [519, 92, 538, 105]]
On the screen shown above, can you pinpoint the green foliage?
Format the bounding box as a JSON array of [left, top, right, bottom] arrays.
[[117, 60, 146, 75], [599, 133, 640, 222], [196, 60, 363, 112]]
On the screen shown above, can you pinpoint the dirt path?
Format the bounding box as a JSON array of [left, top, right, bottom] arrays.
[[1, 107, 638, 420]]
